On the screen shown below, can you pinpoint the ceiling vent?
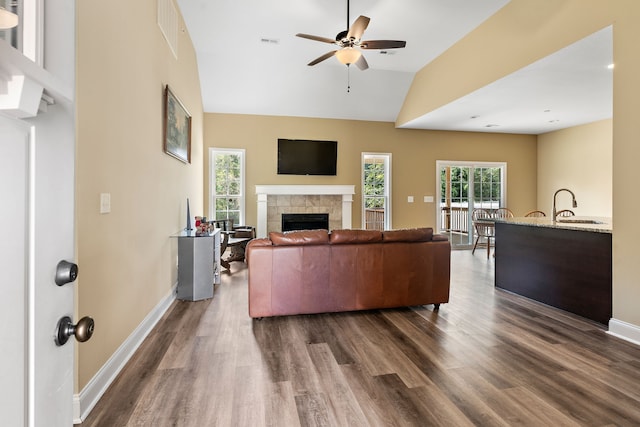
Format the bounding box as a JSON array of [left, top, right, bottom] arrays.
[[157, 0, 178, 58]]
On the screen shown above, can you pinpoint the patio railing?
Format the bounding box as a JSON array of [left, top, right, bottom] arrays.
[[441, 206, 470, 233], [364, 208, 385, 230]]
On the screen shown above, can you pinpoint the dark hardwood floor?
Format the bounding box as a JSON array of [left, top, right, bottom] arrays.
[[81, 251, 640, 426]]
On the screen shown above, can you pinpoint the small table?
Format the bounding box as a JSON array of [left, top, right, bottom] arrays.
[[171, 228, 221, 301]]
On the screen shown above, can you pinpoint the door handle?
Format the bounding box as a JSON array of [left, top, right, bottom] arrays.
[[55, 260, 78, 286], [55, 316, 94, 346]]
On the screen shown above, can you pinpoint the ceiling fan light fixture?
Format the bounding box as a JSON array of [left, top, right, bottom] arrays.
[[0, 7, 18, 30], [336, 47, 362, 65]]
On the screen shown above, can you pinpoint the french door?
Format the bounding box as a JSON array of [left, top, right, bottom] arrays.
[[436, 161, 507, 248]]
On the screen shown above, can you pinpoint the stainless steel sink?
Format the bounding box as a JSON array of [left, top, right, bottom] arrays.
[[557, 219, 604, 224]]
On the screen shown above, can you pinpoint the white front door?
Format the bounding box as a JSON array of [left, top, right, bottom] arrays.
[[0, 105, 77, 426], [0, 1, 78, 424]]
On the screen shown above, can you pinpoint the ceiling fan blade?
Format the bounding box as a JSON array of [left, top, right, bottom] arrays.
[[360, 40, 407, 50], [355, 54, 369, 71], [296, 33, 337, 44], [346, 15, 370, 41], [308, 50, 337, 66]]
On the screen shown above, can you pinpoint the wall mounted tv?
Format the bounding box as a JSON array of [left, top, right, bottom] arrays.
[[277, 138, 337, 176]]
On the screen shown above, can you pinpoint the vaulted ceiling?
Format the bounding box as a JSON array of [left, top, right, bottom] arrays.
[[177, 0, 612, 135]]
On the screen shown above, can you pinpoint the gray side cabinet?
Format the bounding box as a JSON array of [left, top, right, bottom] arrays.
[[175, 229, 221, 301]]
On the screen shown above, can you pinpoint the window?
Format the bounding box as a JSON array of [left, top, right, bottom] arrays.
[[437, 161, 507, 248], [210, 148, 245, 226], [362, 153, 391, 230], [1, 0, 42, 63]]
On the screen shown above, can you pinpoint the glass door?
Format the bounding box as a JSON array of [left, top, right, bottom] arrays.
[[437, 161, 507, 249]]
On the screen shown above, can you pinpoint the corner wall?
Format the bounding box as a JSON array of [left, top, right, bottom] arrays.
[[537, 119, 612, 217], [76, 0, 203, 392]]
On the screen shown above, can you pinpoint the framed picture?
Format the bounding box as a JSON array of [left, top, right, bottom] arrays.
[[163, 85, 191, 163]]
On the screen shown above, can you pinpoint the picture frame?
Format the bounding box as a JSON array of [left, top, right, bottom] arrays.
[[163, 85, 192, 163]]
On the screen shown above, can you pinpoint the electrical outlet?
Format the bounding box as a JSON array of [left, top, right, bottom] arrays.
[[424, 196, 434, 203]]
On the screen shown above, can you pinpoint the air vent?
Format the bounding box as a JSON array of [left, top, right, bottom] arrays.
[[158, 0, 178, 58], [260, 38, 280, 44]]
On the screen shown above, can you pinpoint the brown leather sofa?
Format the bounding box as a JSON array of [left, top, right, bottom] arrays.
[[245, 228, 450, 318]]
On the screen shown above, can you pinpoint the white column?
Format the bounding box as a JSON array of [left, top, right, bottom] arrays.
[[342, 193, 353, 229], [257, 193, 268, 238]]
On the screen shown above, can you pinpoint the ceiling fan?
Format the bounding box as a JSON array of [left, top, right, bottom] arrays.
[[296, 0, 406, 70]]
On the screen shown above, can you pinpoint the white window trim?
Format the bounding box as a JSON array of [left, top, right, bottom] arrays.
[[362, 152, 392, 230], [209, 147, 245, 225]]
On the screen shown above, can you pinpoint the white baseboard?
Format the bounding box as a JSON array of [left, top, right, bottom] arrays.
[[73, 284, 177, 424], [607, 318, 640, 347]]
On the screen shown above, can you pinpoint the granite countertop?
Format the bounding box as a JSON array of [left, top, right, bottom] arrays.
[[493, 216, 612, 234]]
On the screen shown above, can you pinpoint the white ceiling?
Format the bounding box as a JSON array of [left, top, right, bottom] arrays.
[[176, 0, 612, 135]]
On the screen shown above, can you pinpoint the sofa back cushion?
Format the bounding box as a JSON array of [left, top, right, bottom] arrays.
[[269, 229, 329, 246], [382, 227, 433, 242], [329, 229, 383, 244]]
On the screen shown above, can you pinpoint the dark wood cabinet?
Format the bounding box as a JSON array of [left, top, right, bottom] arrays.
[[495, 222, 612, 325]]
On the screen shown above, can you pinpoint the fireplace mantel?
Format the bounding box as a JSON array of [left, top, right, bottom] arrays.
[[255, 185, 355, 237]]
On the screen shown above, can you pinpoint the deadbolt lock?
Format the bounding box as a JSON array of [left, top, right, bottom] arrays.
[[55, 260, 78, 286]]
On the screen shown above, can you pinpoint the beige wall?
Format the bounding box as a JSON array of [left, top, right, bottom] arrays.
[[612, 1, 640, 328], [203, 114, 537, 230], [537, 120, 612, 217], [76, 1, 203, 390]]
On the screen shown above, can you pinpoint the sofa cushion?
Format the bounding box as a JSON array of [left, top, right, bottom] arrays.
[[329, 229, 383, 244], [246, 238, 273, 247], [269, 229, 329, 246], [383, 228, 433, 242]]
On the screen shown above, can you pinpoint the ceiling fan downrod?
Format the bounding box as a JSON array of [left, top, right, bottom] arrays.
[[346, 0, 350, 32]]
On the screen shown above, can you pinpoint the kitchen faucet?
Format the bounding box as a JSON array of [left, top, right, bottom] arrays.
[[552, 188, 578, 221]]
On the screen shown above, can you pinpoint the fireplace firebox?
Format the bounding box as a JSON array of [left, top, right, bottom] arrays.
[[282, 213, 329, 232]]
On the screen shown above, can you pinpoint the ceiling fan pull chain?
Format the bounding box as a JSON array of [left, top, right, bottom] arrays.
[[347, 65, 351, 93]]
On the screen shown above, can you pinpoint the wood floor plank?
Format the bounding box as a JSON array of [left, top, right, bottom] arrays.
[[265, 381, 301, 427], [80, 251, 640, 426], [306, 343, 369, 426], [340, 363, 404, 427]]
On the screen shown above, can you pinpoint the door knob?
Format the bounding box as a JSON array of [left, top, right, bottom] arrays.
[[55, 260, 78, 286], [55, 316, 94, 346]]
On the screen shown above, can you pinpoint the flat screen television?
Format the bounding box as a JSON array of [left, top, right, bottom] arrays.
[[277, 138, 337, 176]]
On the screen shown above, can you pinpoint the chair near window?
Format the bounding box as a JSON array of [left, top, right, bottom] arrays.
[[213, 220, 255, 271], [525, 210, 546, 217], [227, 224, 255, 264], [556, 209, 575, 217], [213, 219, 234, 270], [493, 207, 514, 219], [472, 208, 495, 259]]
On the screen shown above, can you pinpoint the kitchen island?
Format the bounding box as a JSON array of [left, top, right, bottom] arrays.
[[494, 217, 612, 325]]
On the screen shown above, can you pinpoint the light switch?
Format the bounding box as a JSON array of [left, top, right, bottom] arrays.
[[100, 193, 111, 214], [407, 196, 414, 203], [424, 196, 434, 203]]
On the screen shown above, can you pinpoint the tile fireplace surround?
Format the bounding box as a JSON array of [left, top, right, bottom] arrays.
[[255, 185, 355, 238]]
